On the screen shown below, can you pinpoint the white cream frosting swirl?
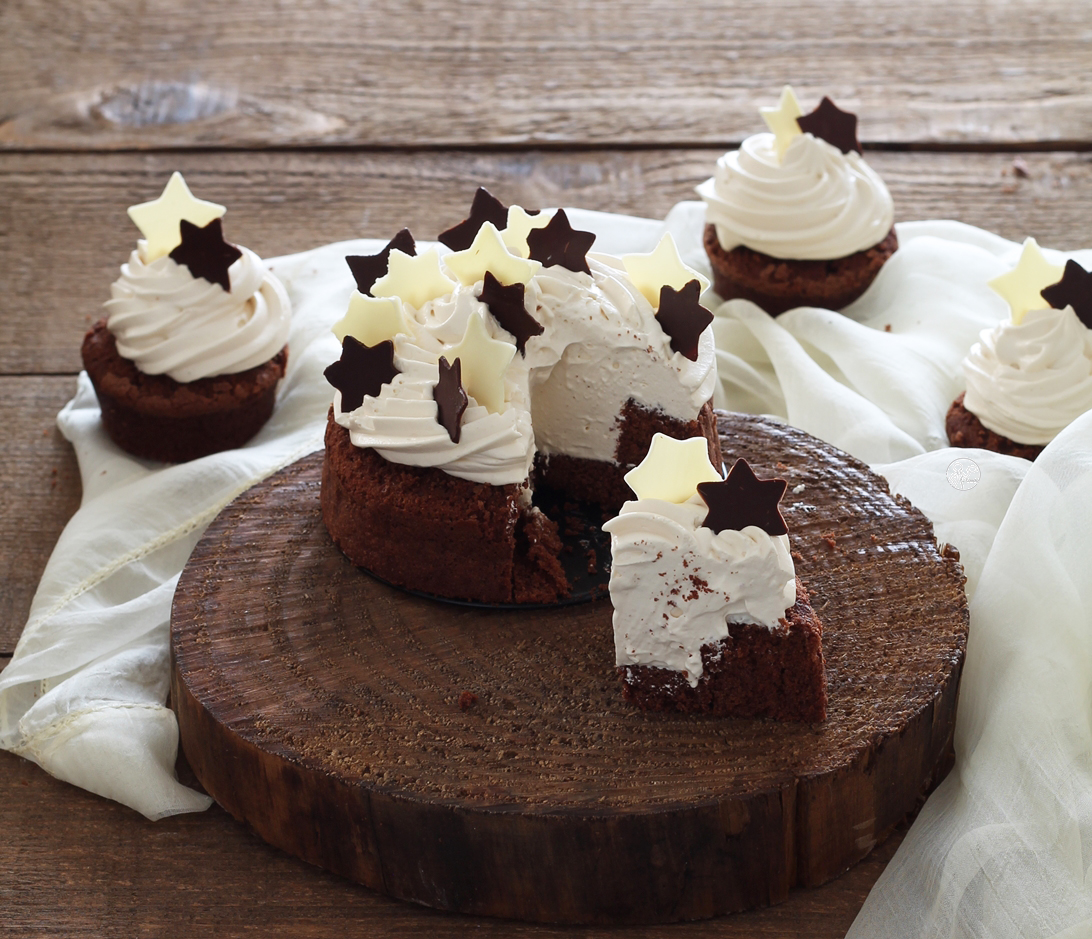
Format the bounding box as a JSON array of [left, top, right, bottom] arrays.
[[962, 305, 1092, 445], [602, 495, 797, 685], [105, 246, 291, 383], [696, 131, 894, 260], [334, 255, 717, 486]]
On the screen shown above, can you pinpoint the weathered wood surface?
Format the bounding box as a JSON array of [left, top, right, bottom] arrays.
[[4, 149, 1092, 377], [0, 377, 82, 653], [3, 0, 1092, 150], [0, 744, 905, 938], [171, 418, 966, 924], [3, 0, 1088, 932]]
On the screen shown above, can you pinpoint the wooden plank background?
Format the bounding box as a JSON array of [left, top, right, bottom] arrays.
[[3, 0, 1092, 934], [3, 0, 1092, 149]]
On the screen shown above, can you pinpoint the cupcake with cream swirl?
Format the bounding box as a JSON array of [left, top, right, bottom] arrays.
[[697, 86, 897, 315], [81, 172, 291, 463], [946, 239, 1092, 460]]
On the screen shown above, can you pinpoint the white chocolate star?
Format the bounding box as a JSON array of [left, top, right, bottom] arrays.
[[445, 312, 516, 414], [621, 234, 710, 309], [127, 171, 226, 262], [623, 434, 723, 504], [444, 222, 541, 287], [760, 85, 804, 163], [333, 292, 409, 347], [372, 248, 456, 310], [501, 206, 552, 258], [989, 237, 1065, 325]]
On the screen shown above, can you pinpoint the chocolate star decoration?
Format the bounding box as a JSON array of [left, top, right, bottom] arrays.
[[434, 356, 468, 443], [525, 208, 596, 275], [796, 96, 861, 155], [697, 458, 788, 537], [168, 218, 242, 291], [1041, 259, 1092, 329], [479, 270, 542, 355], [346, 228, 416, 296], [438, 187, 509, 251], [323, 336, 400, 412], [655, 280, 713, 361]]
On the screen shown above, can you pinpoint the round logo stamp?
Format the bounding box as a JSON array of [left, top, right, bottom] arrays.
[[946, 457, 981, 491]]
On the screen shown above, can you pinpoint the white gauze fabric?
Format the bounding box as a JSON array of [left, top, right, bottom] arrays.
[[3, 203, 1092, 939]]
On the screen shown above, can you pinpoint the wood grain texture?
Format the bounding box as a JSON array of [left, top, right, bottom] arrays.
[[3, 0, 1092, 149], [4, 148, 1092, 376], [171, 416, 966, 924], [0, 745, 905, 938], [0, 376, 82, 652]]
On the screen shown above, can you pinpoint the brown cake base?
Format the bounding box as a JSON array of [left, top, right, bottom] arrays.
[[81, 319, 287, 463], [945, 392, 1044, 461], [703, 224, 898, 316], [534, 399, 724, 511], [322, 413, 568, 605], [619, 579, 826, 722], [323, 398, 723, 605]]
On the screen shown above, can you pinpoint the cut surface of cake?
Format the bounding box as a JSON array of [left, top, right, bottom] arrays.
[[947, 239, 1092, 461], [602, 435, 826, 722], [83, 171, 291, 462], [696, 86, 897, 316], [321, 190, 722, 604]]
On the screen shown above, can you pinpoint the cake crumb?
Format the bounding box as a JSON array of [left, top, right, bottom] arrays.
[[820, 531, 838, 550], [458, 691, 478, 712], [1012, 157, 1030, 178], [884, 324, 892, 332]]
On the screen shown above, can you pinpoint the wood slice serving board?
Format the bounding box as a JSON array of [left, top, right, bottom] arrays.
[[170, 412, 969, 925]]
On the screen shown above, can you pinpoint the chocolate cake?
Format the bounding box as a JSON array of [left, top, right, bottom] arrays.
[[322, 411, 567, 605], [83, 320, 287, 463], [945, 392, 1044, 461], [604, 440, 827, 721], [697, 87, 897, 316], [85, 171, 292, 463], [949, 245, 1092, 460], [703, 225, 899, 317], [322, 191, 722, 605], [619, 579, 826, 722]]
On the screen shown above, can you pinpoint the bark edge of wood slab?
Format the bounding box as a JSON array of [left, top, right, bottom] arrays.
[[170, 411, 968, 925]]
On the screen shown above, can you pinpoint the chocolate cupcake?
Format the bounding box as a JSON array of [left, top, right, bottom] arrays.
[[697, 87, 896, 316], [84, 172, 291, 462], [947, 240, 1092, 460]]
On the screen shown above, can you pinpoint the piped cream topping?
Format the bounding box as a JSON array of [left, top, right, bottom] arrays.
[[962, 305, 1092, 446], [696, 131, 893, 261], [105, 247, 291, 383], [334, 246, 717, 486], [602, 495, 796, 685]]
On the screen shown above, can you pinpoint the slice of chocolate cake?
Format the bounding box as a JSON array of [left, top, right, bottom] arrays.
[[603, 437, 826, 722]]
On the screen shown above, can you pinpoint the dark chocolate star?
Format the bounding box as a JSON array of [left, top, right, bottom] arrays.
[[1041, 259, 1092, 329], [696, 458, 788, 537], [323, 336, 400, 412], [345, 228, 416, 296], [655, 280, 713, 361], [434, 356, 469, 443], [796, 96, 861, 155], [525, 208, 596, 275], [168, 218, 242, 292], [438, 187, 509, 251], [479, 270, 542, 355]]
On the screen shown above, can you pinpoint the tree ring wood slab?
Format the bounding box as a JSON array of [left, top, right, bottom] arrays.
[[170, 411, 969, 925]]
